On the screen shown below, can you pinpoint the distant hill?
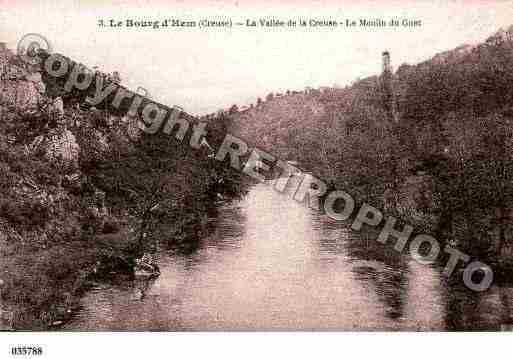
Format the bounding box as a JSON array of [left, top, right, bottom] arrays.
[[226, 26, 513, 187]]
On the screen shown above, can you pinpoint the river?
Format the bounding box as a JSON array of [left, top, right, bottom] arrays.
[[64, 181, 513, 331]]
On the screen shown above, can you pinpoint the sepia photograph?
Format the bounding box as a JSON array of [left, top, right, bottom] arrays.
[[0, 0, 513, 356]]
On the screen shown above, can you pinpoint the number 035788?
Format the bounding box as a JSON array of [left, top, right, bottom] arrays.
[[11, 347, 43, 356]]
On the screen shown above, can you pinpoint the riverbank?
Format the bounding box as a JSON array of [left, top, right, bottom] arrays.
[[0, 45, 248, 330], [60, 182, 513, 331], [0, 182, 246, 330]]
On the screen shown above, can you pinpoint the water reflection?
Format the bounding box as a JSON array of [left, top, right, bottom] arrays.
[[438, 208, 513, 331], [65, 182, 513, 331], [443, 278, 513, 330]]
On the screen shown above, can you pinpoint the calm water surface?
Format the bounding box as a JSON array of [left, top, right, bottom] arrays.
[[65, 182, 513, 330]]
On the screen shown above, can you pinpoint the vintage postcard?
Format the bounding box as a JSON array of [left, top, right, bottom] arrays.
[[0, 0, 513, 356]]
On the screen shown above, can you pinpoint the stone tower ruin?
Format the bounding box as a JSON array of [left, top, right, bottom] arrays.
[[381, 51, 399, 123]]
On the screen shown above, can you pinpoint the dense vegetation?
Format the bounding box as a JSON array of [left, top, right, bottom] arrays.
[[2, 26, 513, 329], [228, 27, 513, 261], [0, 49, 245, 329]]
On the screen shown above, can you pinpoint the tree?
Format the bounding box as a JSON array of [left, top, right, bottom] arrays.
[[229, 104, 238, 114], [112, 71, 121, 84]]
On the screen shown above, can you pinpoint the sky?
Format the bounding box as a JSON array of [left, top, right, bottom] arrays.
[[1, 0, 512, 115]]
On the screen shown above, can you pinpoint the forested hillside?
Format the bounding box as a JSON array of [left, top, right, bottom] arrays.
[[0, 45, 245, 329], [228, 26, 513, 208], [226, 26, 513, 267]]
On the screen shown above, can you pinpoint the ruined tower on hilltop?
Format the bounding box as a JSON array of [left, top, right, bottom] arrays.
[[381, 51, 399, 123], [0, 42, 9, 80], [382, 50, 391, 73]]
